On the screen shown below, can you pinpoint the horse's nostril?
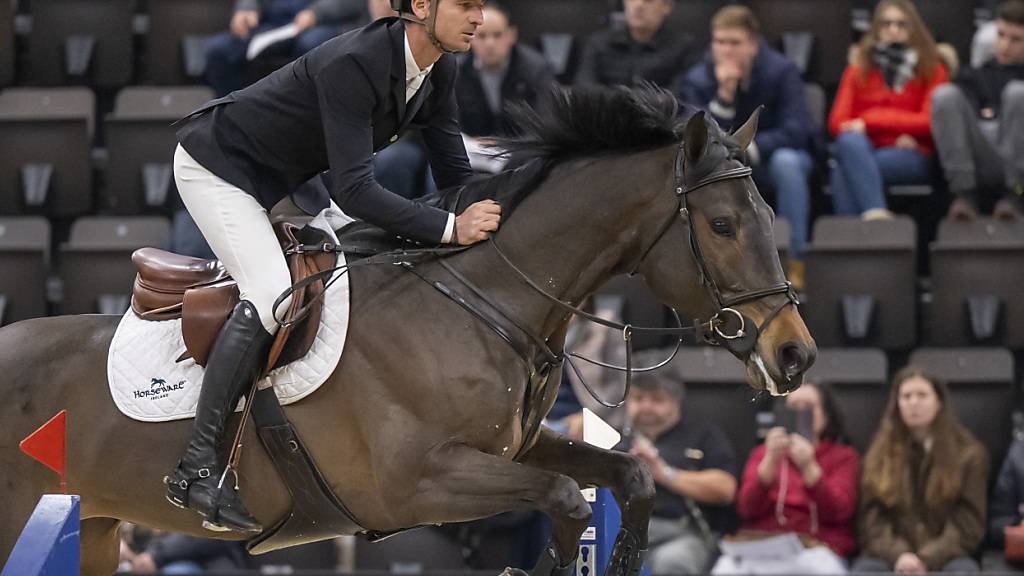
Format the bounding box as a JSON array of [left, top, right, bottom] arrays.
[[779, 342, 808, 379]]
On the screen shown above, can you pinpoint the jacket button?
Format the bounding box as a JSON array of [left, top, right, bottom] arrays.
[[389, 135, 398, 143]]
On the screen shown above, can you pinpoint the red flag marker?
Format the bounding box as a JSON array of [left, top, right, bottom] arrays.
[[20, 410, 67, 493]]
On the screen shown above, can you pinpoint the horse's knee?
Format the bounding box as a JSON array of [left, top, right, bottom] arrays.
[[543, 474, 592, 524], [617, 453, 656, 505]]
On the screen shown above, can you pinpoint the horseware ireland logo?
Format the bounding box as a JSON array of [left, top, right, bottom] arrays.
[[134, 377, 188, 400]]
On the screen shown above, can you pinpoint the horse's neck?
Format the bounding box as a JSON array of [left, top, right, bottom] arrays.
[[454, 149, 675, 340]]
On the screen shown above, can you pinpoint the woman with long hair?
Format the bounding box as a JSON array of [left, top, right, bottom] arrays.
[[712, 382, 859, 575], [828, 0, 949, 219], [853, 367, 988, 573]]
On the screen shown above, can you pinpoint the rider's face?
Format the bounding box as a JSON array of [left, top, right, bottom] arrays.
[[996, 19, 1024, 66], [432, 0, 485, 52]]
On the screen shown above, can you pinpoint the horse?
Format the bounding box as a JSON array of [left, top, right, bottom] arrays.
[[0, 85, 815, 575]]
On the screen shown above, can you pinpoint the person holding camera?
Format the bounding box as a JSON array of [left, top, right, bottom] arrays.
[[712, 382, 859, 575], [622, 372, 738, 575]]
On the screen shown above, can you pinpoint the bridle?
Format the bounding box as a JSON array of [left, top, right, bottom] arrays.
[[488, 139, 799, 407]]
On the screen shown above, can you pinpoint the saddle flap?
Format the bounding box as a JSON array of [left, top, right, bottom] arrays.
[[182, 281, 240, 367]]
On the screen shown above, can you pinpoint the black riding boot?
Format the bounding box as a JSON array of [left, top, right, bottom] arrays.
[[164, 300, 273, 533]]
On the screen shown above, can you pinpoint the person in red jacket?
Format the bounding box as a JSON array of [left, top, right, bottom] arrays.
[[711, 382, 860, 575], [828, 0, 948, 220]]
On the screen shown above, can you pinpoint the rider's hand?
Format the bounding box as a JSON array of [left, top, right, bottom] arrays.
[[454, 200, 501, 245], [230, 10, 260, 39]]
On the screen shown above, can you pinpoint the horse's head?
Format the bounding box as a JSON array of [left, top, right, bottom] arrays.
[[639, 109, 816, 395]]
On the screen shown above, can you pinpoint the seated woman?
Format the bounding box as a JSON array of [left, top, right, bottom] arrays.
[[828, 0, 948, 219], [854, 367, 989, 574], [712, 382, 859, 575]]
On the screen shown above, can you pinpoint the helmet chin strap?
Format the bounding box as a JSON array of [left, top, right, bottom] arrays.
[[402, 0, 460, 55]]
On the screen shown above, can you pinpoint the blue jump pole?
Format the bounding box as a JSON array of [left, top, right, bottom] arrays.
[[1, 495, 80, 576]]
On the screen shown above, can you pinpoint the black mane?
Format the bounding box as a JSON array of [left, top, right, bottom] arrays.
[[498, 84, 684, 165], [434, 84, 739, 215]]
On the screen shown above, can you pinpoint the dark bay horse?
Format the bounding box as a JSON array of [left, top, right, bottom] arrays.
[[0, 86, 815, 575]]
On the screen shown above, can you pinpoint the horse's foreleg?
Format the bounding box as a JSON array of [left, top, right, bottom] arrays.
[[412, 443, 591, 576], [519, 428, 655, 576]]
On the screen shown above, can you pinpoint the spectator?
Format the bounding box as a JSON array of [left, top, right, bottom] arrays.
[[206, 0, 367, 96], [989, 436, 1024, 551], [933, 0, 1024, 222], [575, 0, 694, 89], [680, 4, 816, 289], [712, 382, 858, 575], [457, 2, 555, 138], [623, 372, 737, 575], [853, 367, 989, 574], [828, 0, 948, 220], [455, 2, 556, 173], [129, 533, 246, 574]]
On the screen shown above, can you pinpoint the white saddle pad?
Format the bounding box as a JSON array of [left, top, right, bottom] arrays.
[[107, 254, 349, 422]]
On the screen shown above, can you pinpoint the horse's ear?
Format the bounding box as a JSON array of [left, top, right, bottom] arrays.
[[684, 111, 709, 164], [731, 106, 763, 152]]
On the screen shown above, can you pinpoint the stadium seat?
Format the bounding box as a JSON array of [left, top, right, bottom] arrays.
[[927, 218, 1024, 349], [803, 215, 917, 350], [28, 0, 135, 87], [143, 0, 233, 84], [751, 0, 853, 86], [915, 0, 976, 68], [908, 347, 1015, 478], [59, 216, 170, 315], [0, 217, 50, 325], [803, 348, 888, 454], [102, 86, 215, 214], [1, 1, 13, 87], [665, 346, 767, 467], [0, 87, 94, 218]]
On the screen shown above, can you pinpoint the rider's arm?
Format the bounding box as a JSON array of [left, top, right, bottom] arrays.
[[315, 55, 453, 243], [420, 60, 475, 191]]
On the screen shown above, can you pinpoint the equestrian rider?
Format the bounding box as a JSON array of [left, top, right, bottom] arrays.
[[167, 0, 499, 533]]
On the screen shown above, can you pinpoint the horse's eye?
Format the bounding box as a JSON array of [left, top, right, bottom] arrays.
[[711, 218, 734, 237]]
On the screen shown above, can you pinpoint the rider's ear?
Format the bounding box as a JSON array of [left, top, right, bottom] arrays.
[[731, 106, 763, 152], [411, 0, 430, 20], [684, 111, 709, 165]]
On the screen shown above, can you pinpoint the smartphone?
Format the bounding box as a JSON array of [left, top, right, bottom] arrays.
[[777, 406, 814, 440]]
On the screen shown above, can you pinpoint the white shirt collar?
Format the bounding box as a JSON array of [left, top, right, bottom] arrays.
[[404, 31, 434, 84]]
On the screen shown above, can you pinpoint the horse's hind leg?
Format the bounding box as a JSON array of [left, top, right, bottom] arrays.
[[520, 428, 655, 576], [411, 443, 592, 576], [80, 518, 122, 576]]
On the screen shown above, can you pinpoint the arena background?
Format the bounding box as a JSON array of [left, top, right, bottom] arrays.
[[0, 0, 1021, 573]]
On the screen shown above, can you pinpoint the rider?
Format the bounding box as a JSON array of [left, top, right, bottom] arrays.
[[166, 0, 500, 533]]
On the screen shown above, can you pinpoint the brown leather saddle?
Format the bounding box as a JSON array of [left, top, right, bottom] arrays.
[[130, 221, 338, 370]]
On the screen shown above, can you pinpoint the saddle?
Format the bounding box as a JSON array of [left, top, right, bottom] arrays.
[[130, 221, 338, 370]]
